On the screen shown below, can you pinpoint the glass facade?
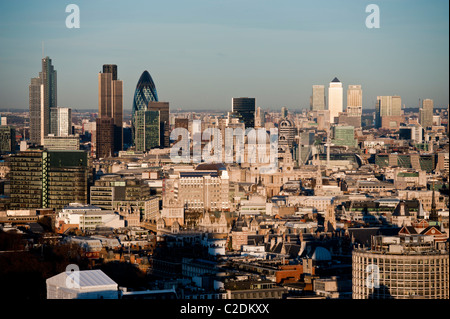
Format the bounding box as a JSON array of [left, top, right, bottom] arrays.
[[144, 110, 160, 150], [332, 125, 357, 148], [8, 150, 89, 210], [135, 110, 160, 152], [132, 71, 158, 143], [232, 97, 256, 129]]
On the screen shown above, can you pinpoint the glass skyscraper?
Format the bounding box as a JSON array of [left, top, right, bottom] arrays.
[[231, 97, 256, 129], [132, 71, 158, 144], [29, 56, 57, 145], [135, 110, 160, 152]]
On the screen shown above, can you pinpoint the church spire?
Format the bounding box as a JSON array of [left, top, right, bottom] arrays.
[[429, 181, 439, 222]]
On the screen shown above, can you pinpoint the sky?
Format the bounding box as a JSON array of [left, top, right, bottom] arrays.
[[0, 0, 448, 112]]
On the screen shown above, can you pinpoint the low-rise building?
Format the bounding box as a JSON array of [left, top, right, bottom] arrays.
[[352, 235, 449, 299], [46, 269, 118, 299]]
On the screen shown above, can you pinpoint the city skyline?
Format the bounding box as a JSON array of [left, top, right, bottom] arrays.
[[0, 0, 448, 112]]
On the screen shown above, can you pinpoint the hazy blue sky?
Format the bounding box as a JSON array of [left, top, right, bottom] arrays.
[[0, 0, 448, 112]]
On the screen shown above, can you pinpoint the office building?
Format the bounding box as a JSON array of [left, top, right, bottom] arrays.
[[346, 85, 362, 117], [98, 64, 123, 153], [43, 135, 80, 151], [0, 126, 16, 154], [399, 125, 423, 143], [353, 235, 449, 299], [103, 64, 117, 81], [328, 78, 343, 123], [56, 203, 125, 232], [134, 110, 160, 152], [375, 96, 402, 129], [161, 164, 230, 221], [95, 117, 114, 158], [311, 85, 326, 111], [50, 107, 72, 136], [419, 99, 434, 129], [29, 56, 57, 145], [232, 97, 256, 129], [90, 175, 152, 226], [332, 125, 357, 148], [8, 150, 89, 210], [148, 101, 170, 148], [174, 118, 189, 152], [132, 70, 159, 144]]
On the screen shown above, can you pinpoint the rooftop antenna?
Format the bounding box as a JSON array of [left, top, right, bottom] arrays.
[[42, 41, 44, 59]]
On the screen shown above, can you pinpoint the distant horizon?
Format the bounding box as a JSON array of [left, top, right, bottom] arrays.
[[1, 1, 448, 112], [2, 106, 448, 114]]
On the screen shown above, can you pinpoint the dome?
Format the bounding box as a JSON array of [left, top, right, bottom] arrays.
[[132, 70, 158, 114], [311, 246, 332, 261]]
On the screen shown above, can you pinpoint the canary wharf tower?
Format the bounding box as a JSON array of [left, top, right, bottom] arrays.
[[132, 70, 158, 146]]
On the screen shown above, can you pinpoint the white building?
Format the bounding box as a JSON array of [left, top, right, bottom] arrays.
[[50, 107, 72, 137], [287, 196, 334, 213], [43, 134, 80, 150], [46, 269, 118, 299], [242, 244, 266, 258], [328, 77, 343, 123], [56, 203, 125, 231], [64, 236, 103, 252], [239, 194, 267, 215]]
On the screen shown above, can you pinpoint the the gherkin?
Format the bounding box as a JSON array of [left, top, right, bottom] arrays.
[[132, 71, 158, 144]]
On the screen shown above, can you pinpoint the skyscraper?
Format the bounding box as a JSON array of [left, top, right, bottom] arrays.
[[97, 64, 123, 155], [96, 117, 114, 158], [135, 110, 160, 152], [419, 99, 434, 129], [132, 71, 159, 146], [311, 85, 326, 111], [102, 64, 117, 81], [346, 85, 362, 117], [232, 97, 256, 129], [50, 107, 72, 136], [29, 56, 57, 145], [148, 101, 170, 148], [375, 96, 402, 128], [328, 78, 343, 123]]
